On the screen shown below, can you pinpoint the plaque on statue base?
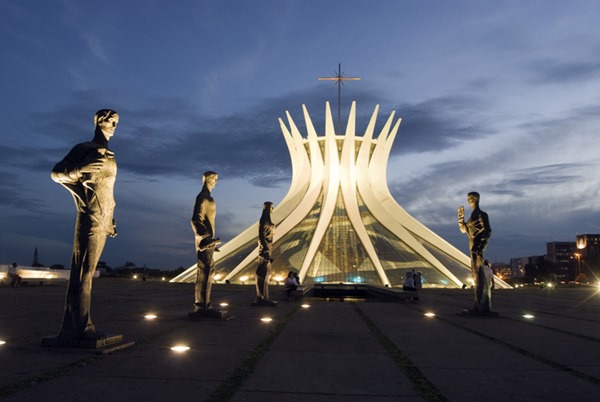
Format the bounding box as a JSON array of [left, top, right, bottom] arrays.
[[188, 308, 232, 321], [251, 299, 278, 307], [41, 334, 124, 349]]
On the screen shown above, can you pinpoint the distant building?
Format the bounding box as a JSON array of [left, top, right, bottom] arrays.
[[491, 262, 512, 281], [575, 234, 600, 279], [510, 255, 545, 282], [546, 241, 576, 281], [509, 234, 600, 284], [510, 257, 527, 279]]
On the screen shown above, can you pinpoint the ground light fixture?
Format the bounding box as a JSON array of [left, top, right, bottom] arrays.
[[424, 312, 436, 317], [301, 304, 310, 308], [260, 317, 273, 323], [523, 314, 535, 319], [170, 345, 190, 353], [0, 340, 6, 345], [144, 314, 158, 320], [219, 302, 229, 307]]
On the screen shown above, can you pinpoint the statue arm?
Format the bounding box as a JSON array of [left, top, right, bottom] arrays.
[[51, 142, 106, 184], [457, 206, 467, 233], [471, 212, 491, 252], [191, 199, 211, 238], [51, 146, 84, 184], [191, 198, 220, 251], [258, 223, 269, 250], [191, 219, 210, 240], [258, 223, 273, 259], [481, 211, 492, 240], [192, 219, 220, 251]]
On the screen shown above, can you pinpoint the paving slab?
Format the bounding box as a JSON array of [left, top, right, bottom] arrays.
[[358, 293, 600, 401], [237, 302, 419, 399]]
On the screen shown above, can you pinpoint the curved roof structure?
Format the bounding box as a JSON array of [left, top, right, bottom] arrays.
[[172, 102, 510, 288]]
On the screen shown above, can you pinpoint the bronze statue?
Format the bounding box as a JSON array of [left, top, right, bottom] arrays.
[[50, 109, 119, 342], [190, 171, 222, 316], [253, 202, 277, 306], [458, 191, 493, 315]]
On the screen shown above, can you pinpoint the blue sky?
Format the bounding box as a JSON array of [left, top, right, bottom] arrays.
[[2, 0, 600, 269]]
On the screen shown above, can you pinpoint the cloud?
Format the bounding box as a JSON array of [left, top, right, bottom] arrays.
[[0, 170, 47, 210], [389, 96, 491, 154], [528, 58, 600, 84], [501, 163, 587, 187]]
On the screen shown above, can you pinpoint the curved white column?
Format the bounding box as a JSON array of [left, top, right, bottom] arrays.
[[172, 101, 510, 289]]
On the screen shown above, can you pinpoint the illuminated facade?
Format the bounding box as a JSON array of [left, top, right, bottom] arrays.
[[172, 102, 509, 288], [575, 234, 600, 279]]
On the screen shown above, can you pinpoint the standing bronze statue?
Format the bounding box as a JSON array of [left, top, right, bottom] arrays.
[[190, 171, 225, 318], [45, 109, 121, 346], [252, 202, 277, 306], [458, 191, 495, 315]]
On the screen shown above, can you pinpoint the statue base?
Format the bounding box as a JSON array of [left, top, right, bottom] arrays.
[[251, 299, 278, 307], [459, 309, 499, 318], [41, 334, 124, 349], [188, 308, 232, 320]]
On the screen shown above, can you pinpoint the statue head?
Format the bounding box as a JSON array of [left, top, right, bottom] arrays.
[[263, 201, 273, 213], [467, 191, 480, 210], [260, 201, 274, 223], [94, 109, 119, 141], [202, 171, 218, 192]]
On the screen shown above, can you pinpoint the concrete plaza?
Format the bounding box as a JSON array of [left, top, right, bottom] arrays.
[[1, 279, 599, 401]]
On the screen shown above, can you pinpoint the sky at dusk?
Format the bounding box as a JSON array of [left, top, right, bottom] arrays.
[[2, 0, 600, 270]]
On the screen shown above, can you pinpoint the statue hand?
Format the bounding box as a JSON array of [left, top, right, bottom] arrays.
[[79, 160, 105, 174], [199, 237, 221, 252], [109, 220, 117, 238], [79, 150, 107, 174], [458, 205, 464, 220]]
